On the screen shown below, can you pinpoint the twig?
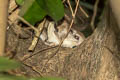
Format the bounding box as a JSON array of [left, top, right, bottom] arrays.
[[22, 46, 57, 62], [21, 62, 43, 77], [90, 0, 99, 30], [75, 0, 89, 18], [62, 0, 66, 3], [17, 15, 38, 32], [79, 6, 89, 18], [28, 19, 46, 51], [9, 5, 18, 15], [67, 0, 74, 17]]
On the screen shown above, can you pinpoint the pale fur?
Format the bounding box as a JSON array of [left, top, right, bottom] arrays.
[[40, 20, 85, 48]]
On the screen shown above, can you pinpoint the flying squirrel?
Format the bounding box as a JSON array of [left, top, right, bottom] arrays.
[[40, 20, 85, 48]]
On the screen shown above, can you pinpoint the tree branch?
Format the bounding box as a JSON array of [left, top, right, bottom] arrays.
[[0, 0, 9, 56]]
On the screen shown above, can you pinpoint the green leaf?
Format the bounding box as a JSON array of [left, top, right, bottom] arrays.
[[19, 0, 64, 25], [0, 57, 21, 71], [0, 74, 28, 80], [32, 77, 65, 80], [15, 0, 24, 6], [36, 0, 64, 21], [19, 0, 47, 25]]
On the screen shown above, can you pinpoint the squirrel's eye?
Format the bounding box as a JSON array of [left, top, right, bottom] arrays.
[[74, 35, 79, 40]]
